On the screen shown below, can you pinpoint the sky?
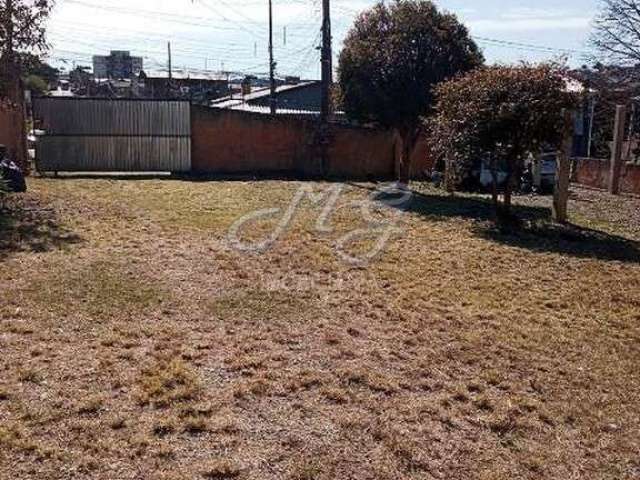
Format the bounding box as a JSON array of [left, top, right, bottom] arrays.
[[46, 0, 602, 79]]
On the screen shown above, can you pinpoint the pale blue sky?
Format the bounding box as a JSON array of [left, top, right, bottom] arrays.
[[47, 0, 601, 78]]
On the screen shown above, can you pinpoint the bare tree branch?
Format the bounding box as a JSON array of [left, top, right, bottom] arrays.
[[592, 0, 640, 65]]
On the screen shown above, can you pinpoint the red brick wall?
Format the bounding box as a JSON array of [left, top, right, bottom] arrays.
[[574, 158, 640, 195], [0, 101, 27, 170], [191, 107, 310, 175], [191, 107, 434, 179], [410, 137, 434, 179], [325, 124, 395, 178]]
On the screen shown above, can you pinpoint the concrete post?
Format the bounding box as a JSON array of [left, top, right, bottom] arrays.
[[609, 104, 627, 195], [533, 152, 542, 190], [553, 110, 574, 224]]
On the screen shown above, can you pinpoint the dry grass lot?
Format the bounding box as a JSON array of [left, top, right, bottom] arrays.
[[1, 177, 639, 480]]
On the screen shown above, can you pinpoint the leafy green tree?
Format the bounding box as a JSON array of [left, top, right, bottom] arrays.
[[1, 0, 54, 99], [20, 52, 58, 86], [430, 65, 576, 221], [337, 0, 483, 183], [23, 73, 47, 94], [1, 0, 53, 169]]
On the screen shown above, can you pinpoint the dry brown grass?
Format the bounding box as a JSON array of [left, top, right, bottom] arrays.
[[137, 356, 202, 408], [1, 178, 639, 479]]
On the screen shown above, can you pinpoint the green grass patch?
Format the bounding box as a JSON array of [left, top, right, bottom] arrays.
[[29, 260, 163, 318], [207, 289, 315, 322]]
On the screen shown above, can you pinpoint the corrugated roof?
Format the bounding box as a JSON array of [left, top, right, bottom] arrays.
[[210, 81, 320, 108], [213, 103, 320, 115], [143, 69, 228, 81]]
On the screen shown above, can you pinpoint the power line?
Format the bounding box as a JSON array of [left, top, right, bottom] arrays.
[[48, 0, 591, 81], [473, 36, 590, 57]]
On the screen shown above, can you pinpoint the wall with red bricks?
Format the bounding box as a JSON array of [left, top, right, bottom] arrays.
[[574, 157, 640, 195], [191, 107, 308, 175], [191, 107, 434, 179], [325, 123, 395, 178]]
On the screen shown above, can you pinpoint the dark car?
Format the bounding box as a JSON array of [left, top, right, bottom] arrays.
[[0, 144, 27, 193]]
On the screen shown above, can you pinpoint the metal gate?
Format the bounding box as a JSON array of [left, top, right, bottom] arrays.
[[33, 98, 191, 172]]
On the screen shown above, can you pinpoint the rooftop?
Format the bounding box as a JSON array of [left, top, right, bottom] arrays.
[[142, 68, 229, 82], [211, 81, 320, 109]]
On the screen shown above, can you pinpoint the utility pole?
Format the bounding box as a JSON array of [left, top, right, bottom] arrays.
[[268, 0, 277, 114], [167, 42, 173, 80], [320, 0, 332, 121]]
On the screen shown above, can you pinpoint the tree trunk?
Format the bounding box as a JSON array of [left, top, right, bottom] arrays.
[[497, 164, 515, 226], [489, 156, 500, 211], [395, 125, 418, 185], [503, 177, 512, 213], [0, 61, 27, 172], [1, 0, 28, 171]]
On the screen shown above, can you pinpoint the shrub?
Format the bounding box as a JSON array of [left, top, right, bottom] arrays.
[[430, 64, 576, 219]]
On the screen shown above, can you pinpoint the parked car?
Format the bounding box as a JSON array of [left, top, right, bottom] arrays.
[[469, 153, 557, 194]]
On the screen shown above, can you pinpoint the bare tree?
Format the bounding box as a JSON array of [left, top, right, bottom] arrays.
[[592, 0, 640, 65]]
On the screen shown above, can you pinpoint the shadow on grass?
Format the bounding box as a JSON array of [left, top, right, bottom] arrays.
[[407, 190, 550, 223], [0, 195, 82, 260], [398, 189, 640, 264], [476, 222, 640, 263]]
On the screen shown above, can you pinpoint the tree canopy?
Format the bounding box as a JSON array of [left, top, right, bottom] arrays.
[[20, 52, 58, 82], [337, 0, 483, 182], [0, 0, 53, 58], [1, 0, 54, 97], [338, 0, 483, 129]]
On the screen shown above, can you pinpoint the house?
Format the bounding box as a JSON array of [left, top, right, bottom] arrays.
[[138, 69, 230, 104], [211, 80, 322, 114]]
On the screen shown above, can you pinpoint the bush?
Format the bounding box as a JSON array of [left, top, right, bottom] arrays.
[[430, 64, 576, 218]]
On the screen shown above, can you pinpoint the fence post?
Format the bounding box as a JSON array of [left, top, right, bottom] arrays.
[[609, 104, 627, 195], [533, 151, 542, 190], [553, 110, 574, 224]]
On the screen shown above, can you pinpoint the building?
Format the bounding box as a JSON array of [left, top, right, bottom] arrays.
[[93, 51, 143, 79], [138, 69, 230, 104], [211, 80, 322, 114]]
